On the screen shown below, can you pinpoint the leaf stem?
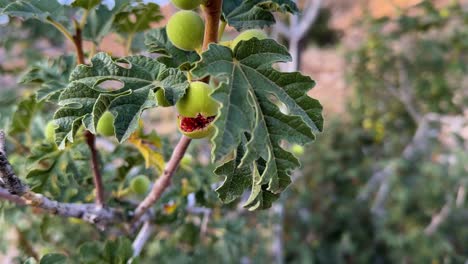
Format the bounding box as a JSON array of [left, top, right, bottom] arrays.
[[47, 19, 76, 47], [79, 9, 90, 29], [124, 33, 135, 56], [218, 20, 227, 41]]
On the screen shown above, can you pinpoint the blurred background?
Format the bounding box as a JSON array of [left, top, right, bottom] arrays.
[[1, 0, 468, 263]]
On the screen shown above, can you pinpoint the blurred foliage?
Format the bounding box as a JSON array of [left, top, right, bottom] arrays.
[[302, 7, 341, 47]]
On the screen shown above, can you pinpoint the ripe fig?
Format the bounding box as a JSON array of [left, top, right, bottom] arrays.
[[176, 81, 218, 139], [167, 11, 204, 51]]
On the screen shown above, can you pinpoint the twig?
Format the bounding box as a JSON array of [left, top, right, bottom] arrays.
[[0, 187, 25, 205], [71, 21, 105, 207], [132, 136, 192, 222], [131, 221, 155, 259], [424, 202, 451, 235], [0, 131, 125, 229], [85, 131, 106, 207], [0, 131, 28, 195], [16, 227, 39, 261], [297, 0, 322, 38]]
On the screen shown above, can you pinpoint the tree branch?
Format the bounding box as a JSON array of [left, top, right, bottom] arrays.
[[132, 136, 192, 222], [85, 131, 105, 207], [202, 0, 223, 51], [424, 202, 451, 236], [131, 221, 155, 259], [297, 0, 322, 38], [0, 131, 126, 229]]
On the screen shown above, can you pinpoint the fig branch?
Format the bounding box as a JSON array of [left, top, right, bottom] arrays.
[[0, 131, 125, 229], [131, 0, 223, 224], [71, 23, 106, 207]]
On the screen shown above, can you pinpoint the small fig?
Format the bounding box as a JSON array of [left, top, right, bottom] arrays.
[[291, 144, 305, 156], [167, 11, 204, 51], [130, 175, 151, 195], [96, 111, 115, 137]]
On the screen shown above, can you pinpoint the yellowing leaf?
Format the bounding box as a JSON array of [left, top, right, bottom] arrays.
[[128, 129, 165, 172]]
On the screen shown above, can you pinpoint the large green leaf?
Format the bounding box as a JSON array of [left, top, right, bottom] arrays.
[[26, 142, 89, 199], [54, 53, 188, 148], [193, 38, 323, 209], [145, 27, 200, 70], [2, 0, 68, 24], [222, 0, 298, 30]]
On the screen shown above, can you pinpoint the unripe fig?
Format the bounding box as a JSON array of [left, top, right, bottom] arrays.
[[167, 11, 204, 51], [176, 81, 218, 139], [291, 144, 305, 156], [171, 0, 203, 10], [44, 120, 56, 141], [96, 111, 115, 137], [181, 154, 193, 166], [155, 89, 171, 107], [231, 29, 268, 49], [130, 175, 151, 195]]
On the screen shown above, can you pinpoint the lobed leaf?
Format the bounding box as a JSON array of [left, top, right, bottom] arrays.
[[193, 38, 323, 210], [20, 55, 76, 102], [54, 53, 188, 148], [2, 0, 68, 24], [222, 0, 298, 30]]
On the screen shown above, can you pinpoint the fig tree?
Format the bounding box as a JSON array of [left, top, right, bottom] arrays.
[[176, 81, 218, 139], [171, 0, 203, 10], [96, 111, 115, 137], [167, 11, 204, 51], [231, 29, 268, 49]]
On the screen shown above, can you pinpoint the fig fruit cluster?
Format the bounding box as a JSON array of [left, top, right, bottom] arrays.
[[162, 1, 271, 139]]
